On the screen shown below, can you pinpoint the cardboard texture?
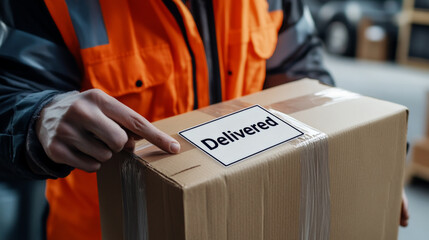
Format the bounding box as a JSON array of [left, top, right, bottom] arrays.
[[98, 79, 408, 240]]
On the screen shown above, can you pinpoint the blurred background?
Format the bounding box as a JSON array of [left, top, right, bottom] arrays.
[[1, 0, 428, 239]]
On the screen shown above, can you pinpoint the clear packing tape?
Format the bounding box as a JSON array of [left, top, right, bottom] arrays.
[[121, 156, 149, 240], [269, 109, 330, 240], [120, 87, 361, 240]]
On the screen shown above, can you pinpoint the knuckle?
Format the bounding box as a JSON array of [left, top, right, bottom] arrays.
[[110, 131, 128, 152], [97, 149, 113, 162], [68, 100, 89, 117], [46, 141, 63, 159], [83, 162, 101, 173], [92, 88, 104, 95], [85, 89, 108, 104], [129, 114, 147, 131], [55, 124, 71, 137], [86, 88, 103, 97]]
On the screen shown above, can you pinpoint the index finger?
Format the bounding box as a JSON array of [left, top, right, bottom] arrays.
[[97, 94, 180, 154]]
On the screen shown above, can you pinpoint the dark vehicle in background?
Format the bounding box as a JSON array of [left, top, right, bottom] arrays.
[[305, 0, 402, 58]]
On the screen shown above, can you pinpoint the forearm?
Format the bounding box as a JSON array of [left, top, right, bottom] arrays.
[[0, 89, 72, 180], [0, 56, 80, 180], [0, 16, 81, 179]]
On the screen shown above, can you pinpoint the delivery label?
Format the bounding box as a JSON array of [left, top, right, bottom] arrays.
[[179, 105, 303, 166]]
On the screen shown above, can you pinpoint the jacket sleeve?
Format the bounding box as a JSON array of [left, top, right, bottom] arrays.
[[265, 0, 335, 87], [0, 1, 81, 180]]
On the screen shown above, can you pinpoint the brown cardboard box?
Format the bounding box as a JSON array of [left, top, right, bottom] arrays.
[[412, 139, 429, 168], [357, 18, 389, 62], [98, 79, 408, 240]]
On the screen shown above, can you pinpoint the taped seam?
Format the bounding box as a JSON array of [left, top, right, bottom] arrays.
[[121, 156, 149, 240], [269, 109, 330, 240]]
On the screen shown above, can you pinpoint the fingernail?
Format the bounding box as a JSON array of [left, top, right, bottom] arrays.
[[170, 142, 180, 153]]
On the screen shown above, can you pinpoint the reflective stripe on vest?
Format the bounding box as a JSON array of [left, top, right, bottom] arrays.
[[64, 0, 109, 49], [43, 0, 284, 239]]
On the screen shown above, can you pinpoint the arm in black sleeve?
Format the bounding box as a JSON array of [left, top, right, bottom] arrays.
[[265, 0, 335, 88], [0, 0, 82, 180]]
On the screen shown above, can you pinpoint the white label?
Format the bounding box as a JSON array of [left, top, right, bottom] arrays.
[[179, 105, 303, 166]]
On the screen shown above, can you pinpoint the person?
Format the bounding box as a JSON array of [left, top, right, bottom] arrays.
[[0, 0, 407, 239]]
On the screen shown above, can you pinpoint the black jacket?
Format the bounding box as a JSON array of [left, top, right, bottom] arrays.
[[0, 0, 333, 180]]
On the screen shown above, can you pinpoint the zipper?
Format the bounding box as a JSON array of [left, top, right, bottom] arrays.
[[189, 0, 222, 104], [163, 0, 199, 109]]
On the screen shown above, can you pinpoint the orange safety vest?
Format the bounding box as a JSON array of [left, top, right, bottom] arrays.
[[43, 0, 283, 239]]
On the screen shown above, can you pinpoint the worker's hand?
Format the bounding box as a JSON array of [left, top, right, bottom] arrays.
[[400, 190, 409, 227], [36, 89, 180, 172]]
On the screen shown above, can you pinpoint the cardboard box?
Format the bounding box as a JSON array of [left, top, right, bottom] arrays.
[[357, 18, 389, 62], [98, 79, 408, 240], [411, 139, 429, 168]]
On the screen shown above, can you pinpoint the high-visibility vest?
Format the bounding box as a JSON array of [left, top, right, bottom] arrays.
[[43, 0, 283, 239]]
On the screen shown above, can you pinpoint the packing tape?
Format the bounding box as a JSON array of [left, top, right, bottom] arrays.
[[121, 156, 149, 240], [199, 87, 360, 118], [268, 109, 330, 240], [198, 99, 254, 117]]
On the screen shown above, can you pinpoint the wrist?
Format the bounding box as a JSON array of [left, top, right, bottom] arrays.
[[26, 91, 77, 178]]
